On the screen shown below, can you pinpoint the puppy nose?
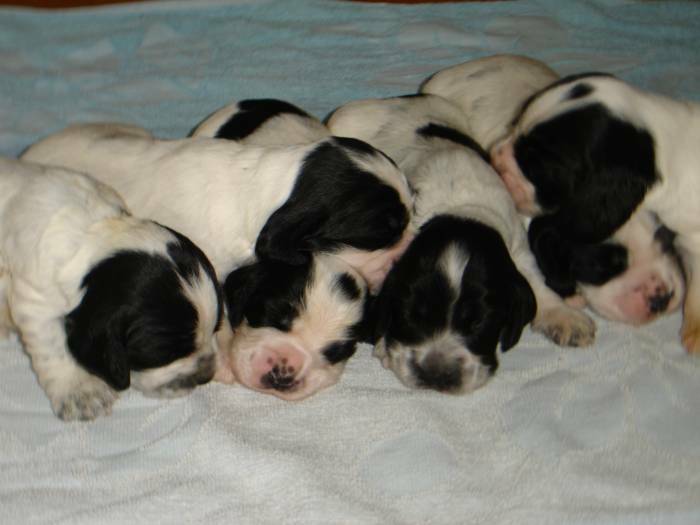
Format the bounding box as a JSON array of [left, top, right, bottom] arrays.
[[649, 290, 673, 314], [261, 360, 297, 391]]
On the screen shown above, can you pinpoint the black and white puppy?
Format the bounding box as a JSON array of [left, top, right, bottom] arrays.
[[327, 94, 598, 393], [0, 158, 222, 420], [190, 99, 370, 399], [22, 118, 413, 400], [421, 54, 684, 326], [488, 73, 700, 350]]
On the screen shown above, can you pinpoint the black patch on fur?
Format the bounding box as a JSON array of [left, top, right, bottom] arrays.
[[567, 83, 594, 100], [255, 138, 409, 264], [370, 215, 536, 377], [417, 123, 490, 163], [337, 273, 361, 301], [528, 216, 628, 298], [322, 340, 357, 364], [514, 103, 658, 243], [223, 259, 310, 331], [213, 98, 310, 141], [65, 250, 201, 391], [512, 72, 613, 126]]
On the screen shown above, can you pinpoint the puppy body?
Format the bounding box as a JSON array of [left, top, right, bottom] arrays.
[[0, 158, 221, 420], [328, 95, 598, 392], [22, 123, 413, 292], [422, 54, 684, 326], [488, 73, 698, 349], [420, 53, 559, 150]]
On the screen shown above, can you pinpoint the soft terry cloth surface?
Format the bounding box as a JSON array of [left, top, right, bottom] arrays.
[[1, 1, 700, 524]]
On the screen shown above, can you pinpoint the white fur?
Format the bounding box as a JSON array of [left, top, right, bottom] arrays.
[[0, 158, 219, 420]]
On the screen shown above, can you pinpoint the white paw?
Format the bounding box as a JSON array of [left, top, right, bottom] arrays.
[[532, 305, 596, 347], [48, 370, 118, 421]]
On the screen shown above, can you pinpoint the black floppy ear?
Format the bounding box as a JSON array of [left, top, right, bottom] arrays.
[[528, 215, 578, 298], [223, 262, 267, 328], [362, 287, 394, 345], [498, 269, 536, 352], [254, 205, 325, 265], [64, 317, 131, 391]]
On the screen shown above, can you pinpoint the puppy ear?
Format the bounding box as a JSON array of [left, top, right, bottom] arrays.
[[570, 241, 628, 285], [528, 215, 578, 298], [254, 206, 323, 265], [498, 269, 536, 352], [223, 262, 266, 328], [64, 316, 131, 391]]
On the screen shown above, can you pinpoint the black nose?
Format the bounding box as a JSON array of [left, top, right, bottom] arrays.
[[261, 364, 297, 391], [649, 291, 673, 314]]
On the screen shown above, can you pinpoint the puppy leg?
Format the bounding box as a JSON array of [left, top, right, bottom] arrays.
[[681, 270, 700, 354], [11, 293, 116, 420]]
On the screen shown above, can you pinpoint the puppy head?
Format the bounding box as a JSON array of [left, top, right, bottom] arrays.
[[492, 74, 659, 243], [219, 253, 368, 400], [190, 98, 330, 145], [529, 211, 684, 324], [580, 218, 685, 324], [255, 136, 414, 292], [370, 216, 536, 394], [65, 224, 223, 397]]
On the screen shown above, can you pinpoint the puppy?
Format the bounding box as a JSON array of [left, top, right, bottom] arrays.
[[0, 158, 222, 420], [488, 73, 700, 350], [23, 119, 413, 400], [327, 94, 598, 393], [188, 99, 372, 399], [421, 54, 684, 326]]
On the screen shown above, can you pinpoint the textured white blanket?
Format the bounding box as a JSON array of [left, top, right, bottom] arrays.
[[1, 1, 699, 523]]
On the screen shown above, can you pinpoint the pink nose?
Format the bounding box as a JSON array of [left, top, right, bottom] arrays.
[[251, 344, 307, 391]]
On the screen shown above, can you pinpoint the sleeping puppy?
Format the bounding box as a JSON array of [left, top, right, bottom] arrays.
[[488, 73, 700, 350], [188, 99, 371, 399], [0, 157, 222, 420], [327, 94, 598, 393], [22, 120, 412, 400], [421, 54, 684, 326]]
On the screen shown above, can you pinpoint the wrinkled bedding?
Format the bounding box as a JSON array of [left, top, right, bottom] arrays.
[[1, 1, 699, 523]]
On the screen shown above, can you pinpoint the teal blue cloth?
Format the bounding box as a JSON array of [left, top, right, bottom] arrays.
[[1, 0, 699, 155]]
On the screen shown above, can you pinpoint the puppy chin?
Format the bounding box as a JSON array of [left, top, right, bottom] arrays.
[[375, 336, 494, 395], [220, 326, 343, 401], [335, 226, 416, 293]]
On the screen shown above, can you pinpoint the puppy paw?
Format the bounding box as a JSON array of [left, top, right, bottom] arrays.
[[49, 371, 117, 421], [681, 322, 700, 355], [532, 306, 596, 347]]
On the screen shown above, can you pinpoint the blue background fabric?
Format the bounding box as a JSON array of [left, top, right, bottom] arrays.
[[1, 1, 699, 524]]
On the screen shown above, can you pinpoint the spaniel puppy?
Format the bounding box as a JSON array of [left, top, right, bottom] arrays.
[[421, 54, 684, 326], [487, 73, 700, 350], [0, 158, 222, 420], [327, 94, 598, 393], [22, 119, 413, 400]]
